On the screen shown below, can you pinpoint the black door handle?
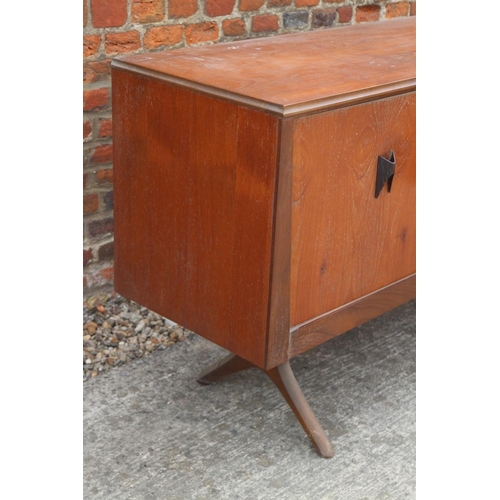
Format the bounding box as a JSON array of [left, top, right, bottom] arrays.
[[375, 150, 395, 198]]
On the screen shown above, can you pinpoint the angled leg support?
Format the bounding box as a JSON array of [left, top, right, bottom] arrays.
[[267, 361, 334, 458], [197, 353, 254, 385], [197, 354, 334, 458]]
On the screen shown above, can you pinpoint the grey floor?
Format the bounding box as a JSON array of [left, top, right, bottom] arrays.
[[84, 300, 416, 500]]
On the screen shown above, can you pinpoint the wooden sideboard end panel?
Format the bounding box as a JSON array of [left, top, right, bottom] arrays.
[[290, 92, 416, 327], [112, 68, 281, 368]]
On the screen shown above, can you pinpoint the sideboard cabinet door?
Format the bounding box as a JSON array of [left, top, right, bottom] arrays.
[[290, 92, 416, 327]]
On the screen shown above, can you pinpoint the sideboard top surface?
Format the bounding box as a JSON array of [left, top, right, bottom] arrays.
[[112, 17, 416, 116]]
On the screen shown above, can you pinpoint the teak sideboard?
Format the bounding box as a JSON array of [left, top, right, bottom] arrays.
[[111, 17, 416, 458]]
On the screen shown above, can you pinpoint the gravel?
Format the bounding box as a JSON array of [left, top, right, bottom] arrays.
[[83, 293, 191, 382]]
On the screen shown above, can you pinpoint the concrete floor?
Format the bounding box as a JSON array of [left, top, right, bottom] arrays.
[[84, 300, 415, 500]]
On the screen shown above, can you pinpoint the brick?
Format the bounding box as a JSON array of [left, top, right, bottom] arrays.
[[96, 168, 113, 183], [103, 191, 114, 209], [98, 118, 113, 138], [144, 25, 183, 49], [83, 88, 109, 111], [88, 217, 114, 237], [91, 0, 127, 28], [283, 11, 308, 29], [84, 35, 101, 57], [386, 2, 409, 19], [222, 18, 246, 36], [84, 0, 88, 26], [296, 0, 318, 7], [105, 31, 141, 55], [239, 0, 264, 12], [410, 2, 416, 16], [252, 15, 278, 33], [84, 193, 99, 214], [83, 275, 88, 288], [98, 241, 114, 261], [312, 9, 335, 28], [85, 272, 99, 289], [337, 6, 352, 23], [100, 267, 114, 282], [356, 5, 381, 23], [169, 0, 197, 18], [206, 0, 235, 17], [132, 0, 165, 23], [268, 0, 291, 6], [83, 59, 112, 84], [83, 173, 88, 189], [84, 248, 93, 266], [90, 144, 113, 165], [185, 22, 219, 45], [84, 120, 92, 141]]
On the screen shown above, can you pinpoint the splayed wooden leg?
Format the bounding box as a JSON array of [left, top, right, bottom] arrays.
[[267, 361, 334, 458], [196, 353, 254, 385], [197, 353, 334, 458]]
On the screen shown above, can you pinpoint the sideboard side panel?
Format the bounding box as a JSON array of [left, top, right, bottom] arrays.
[[113, 69, 280, 368]]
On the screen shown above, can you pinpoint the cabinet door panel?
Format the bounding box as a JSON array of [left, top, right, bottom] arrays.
[[290, 93, 416, 327]]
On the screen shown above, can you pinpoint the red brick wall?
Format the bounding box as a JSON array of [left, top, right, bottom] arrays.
[[83, 0, 416, 296]]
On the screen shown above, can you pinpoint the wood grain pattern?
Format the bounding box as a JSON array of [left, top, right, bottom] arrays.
[[289, 274, 416, 358], [112, 68, 280, 369], [112, 17, 415, 117], [290, 92, 416, 326]]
